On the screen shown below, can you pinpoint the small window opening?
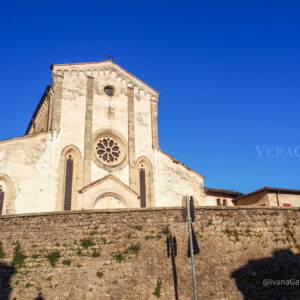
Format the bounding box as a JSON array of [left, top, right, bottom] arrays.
[[64, 156, 73, 210], [139, 168, 146, 208], [104, 86, 115, 97]]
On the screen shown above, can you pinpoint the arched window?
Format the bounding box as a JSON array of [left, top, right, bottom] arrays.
[[217, 198, 221, 206], [64, 156, 73, 210], [222, 199, 227, 206], [139, 168, 146, 208], [0, 186, 4, 215]]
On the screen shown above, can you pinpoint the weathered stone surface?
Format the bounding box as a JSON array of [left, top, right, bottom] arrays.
[[0, 207, 299, 299]]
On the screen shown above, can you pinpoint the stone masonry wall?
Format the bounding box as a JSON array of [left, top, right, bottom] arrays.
[[0, 207, 299, 300]]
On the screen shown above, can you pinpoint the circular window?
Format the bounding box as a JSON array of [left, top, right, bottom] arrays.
[[93, 130, 127, 170], [104, 85, 115, 97], [95, 136, 123, 165]]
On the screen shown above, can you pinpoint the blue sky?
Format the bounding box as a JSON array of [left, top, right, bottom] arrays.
[[1, 1, 300, 193]]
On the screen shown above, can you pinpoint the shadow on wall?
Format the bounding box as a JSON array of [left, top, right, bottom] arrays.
[[0, 263, 44, 300], [0, 263, 15, 300], [231, 249, 300, 300]]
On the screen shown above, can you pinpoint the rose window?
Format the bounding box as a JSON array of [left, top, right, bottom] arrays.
[[96, 138, 120, 164]]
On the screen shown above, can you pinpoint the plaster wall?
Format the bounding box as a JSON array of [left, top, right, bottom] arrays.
[[0, 132, 55, 214], [154, 151, 205, 207]]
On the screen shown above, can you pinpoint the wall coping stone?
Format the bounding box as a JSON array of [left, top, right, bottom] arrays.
[[0, 206, 299, 220]]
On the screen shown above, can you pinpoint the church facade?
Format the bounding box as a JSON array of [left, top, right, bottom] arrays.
[[0, 60, 206, 215], [1, 60, 299, 215]]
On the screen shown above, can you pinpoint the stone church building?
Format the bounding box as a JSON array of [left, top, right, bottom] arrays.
[[0, 60, 299, 215]]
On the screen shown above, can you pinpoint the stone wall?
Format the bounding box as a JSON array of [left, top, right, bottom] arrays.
[[0, 207, 299, 300]]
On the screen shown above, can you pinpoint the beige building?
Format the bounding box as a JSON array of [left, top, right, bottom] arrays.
[[233, 187, 300, 207], [0, 60, 299, 215], [0, 60, 206, 215], [204, 187, 243, 207]]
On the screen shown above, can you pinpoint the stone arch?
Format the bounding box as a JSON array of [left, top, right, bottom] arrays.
[[56, 145, 83, 211], [94, 192, 128, 209], [136, 156, 154, 208], [0, 173, 16, 215]]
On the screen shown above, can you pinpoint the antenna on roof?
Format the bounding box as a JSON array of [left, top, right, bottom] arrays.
[[105, 52, 114, 60]]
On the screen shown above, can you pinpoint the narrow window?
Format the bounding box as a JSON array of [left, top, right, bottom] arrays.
[[222, 199, 227, 206], [216, 198, 221, 206], [0, 187, 4, 215], [64, 157, 73, 210], [139, 168, 146, 208]]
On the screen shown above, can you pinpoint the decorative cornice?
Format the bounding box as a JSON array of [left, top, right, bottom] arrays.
[[51, 60, 159, 99]]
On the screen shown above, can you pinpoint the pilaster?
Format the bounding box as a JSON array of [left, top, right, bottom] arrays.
[[83, 76, 94, 186], [50, 74, 63, 132], [127, 87, 137, 191], [150, 98, 159, 149]]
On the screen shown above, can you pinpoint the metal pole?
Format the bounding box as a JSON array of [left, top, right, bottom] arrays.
[[186, 195, 198, 300]]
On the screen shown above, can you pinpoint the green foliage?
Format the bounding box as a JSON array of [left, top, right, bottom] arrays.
[[135, 225, 143, 230], [112, 243, 141, 262], [263, 218, 267, 225], [101, 237, 107, 244], [12, 242, 26, 269], [246, 228, 251, 236], [14, 281, 20, 286], [207, 220, 213, 226], [0, 242, 5, 259], [116, 253, 125, 263], [62, 260, 71, 266], [225, 228, 231, 235], [31, 254, 40, 259], [92, 251, 100, 258], [126, 243, 141, 255], [145, 234, 162, 240], [77, 250, 82, 256], [160, 225, 171, 236], [77, 264, 83, 268], [46, 251, 60, 267], [97, 271, 104, 278], [153, 278, 162, 298], [25, 283, 33, 288], [81, 239, 95, 249], [90, 230, 99, 236]]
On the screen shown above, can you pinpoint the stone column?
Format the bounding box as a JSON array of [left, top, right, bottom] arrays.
[[127, 87, 137, 190], [150, 98, 159, 149], [50, 74, 63, 132], [83, 76, 94, 186]]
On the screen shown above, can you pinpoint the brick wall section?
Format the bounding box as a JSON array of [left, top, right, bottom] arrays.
[[0, 207, 299, 300]]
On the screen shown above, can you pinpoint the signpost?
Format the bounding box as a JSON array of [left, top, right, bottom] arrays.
[[185, 195, 198, 300]]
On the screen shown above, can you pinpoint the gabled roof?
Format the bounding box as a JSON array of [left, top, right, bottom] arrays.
[[50, 59, 159, 95], [205, 187, 243, 197], [159, 149, 205, 179], [78, 174, 140, 197], [233, 186, 300, 202]]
